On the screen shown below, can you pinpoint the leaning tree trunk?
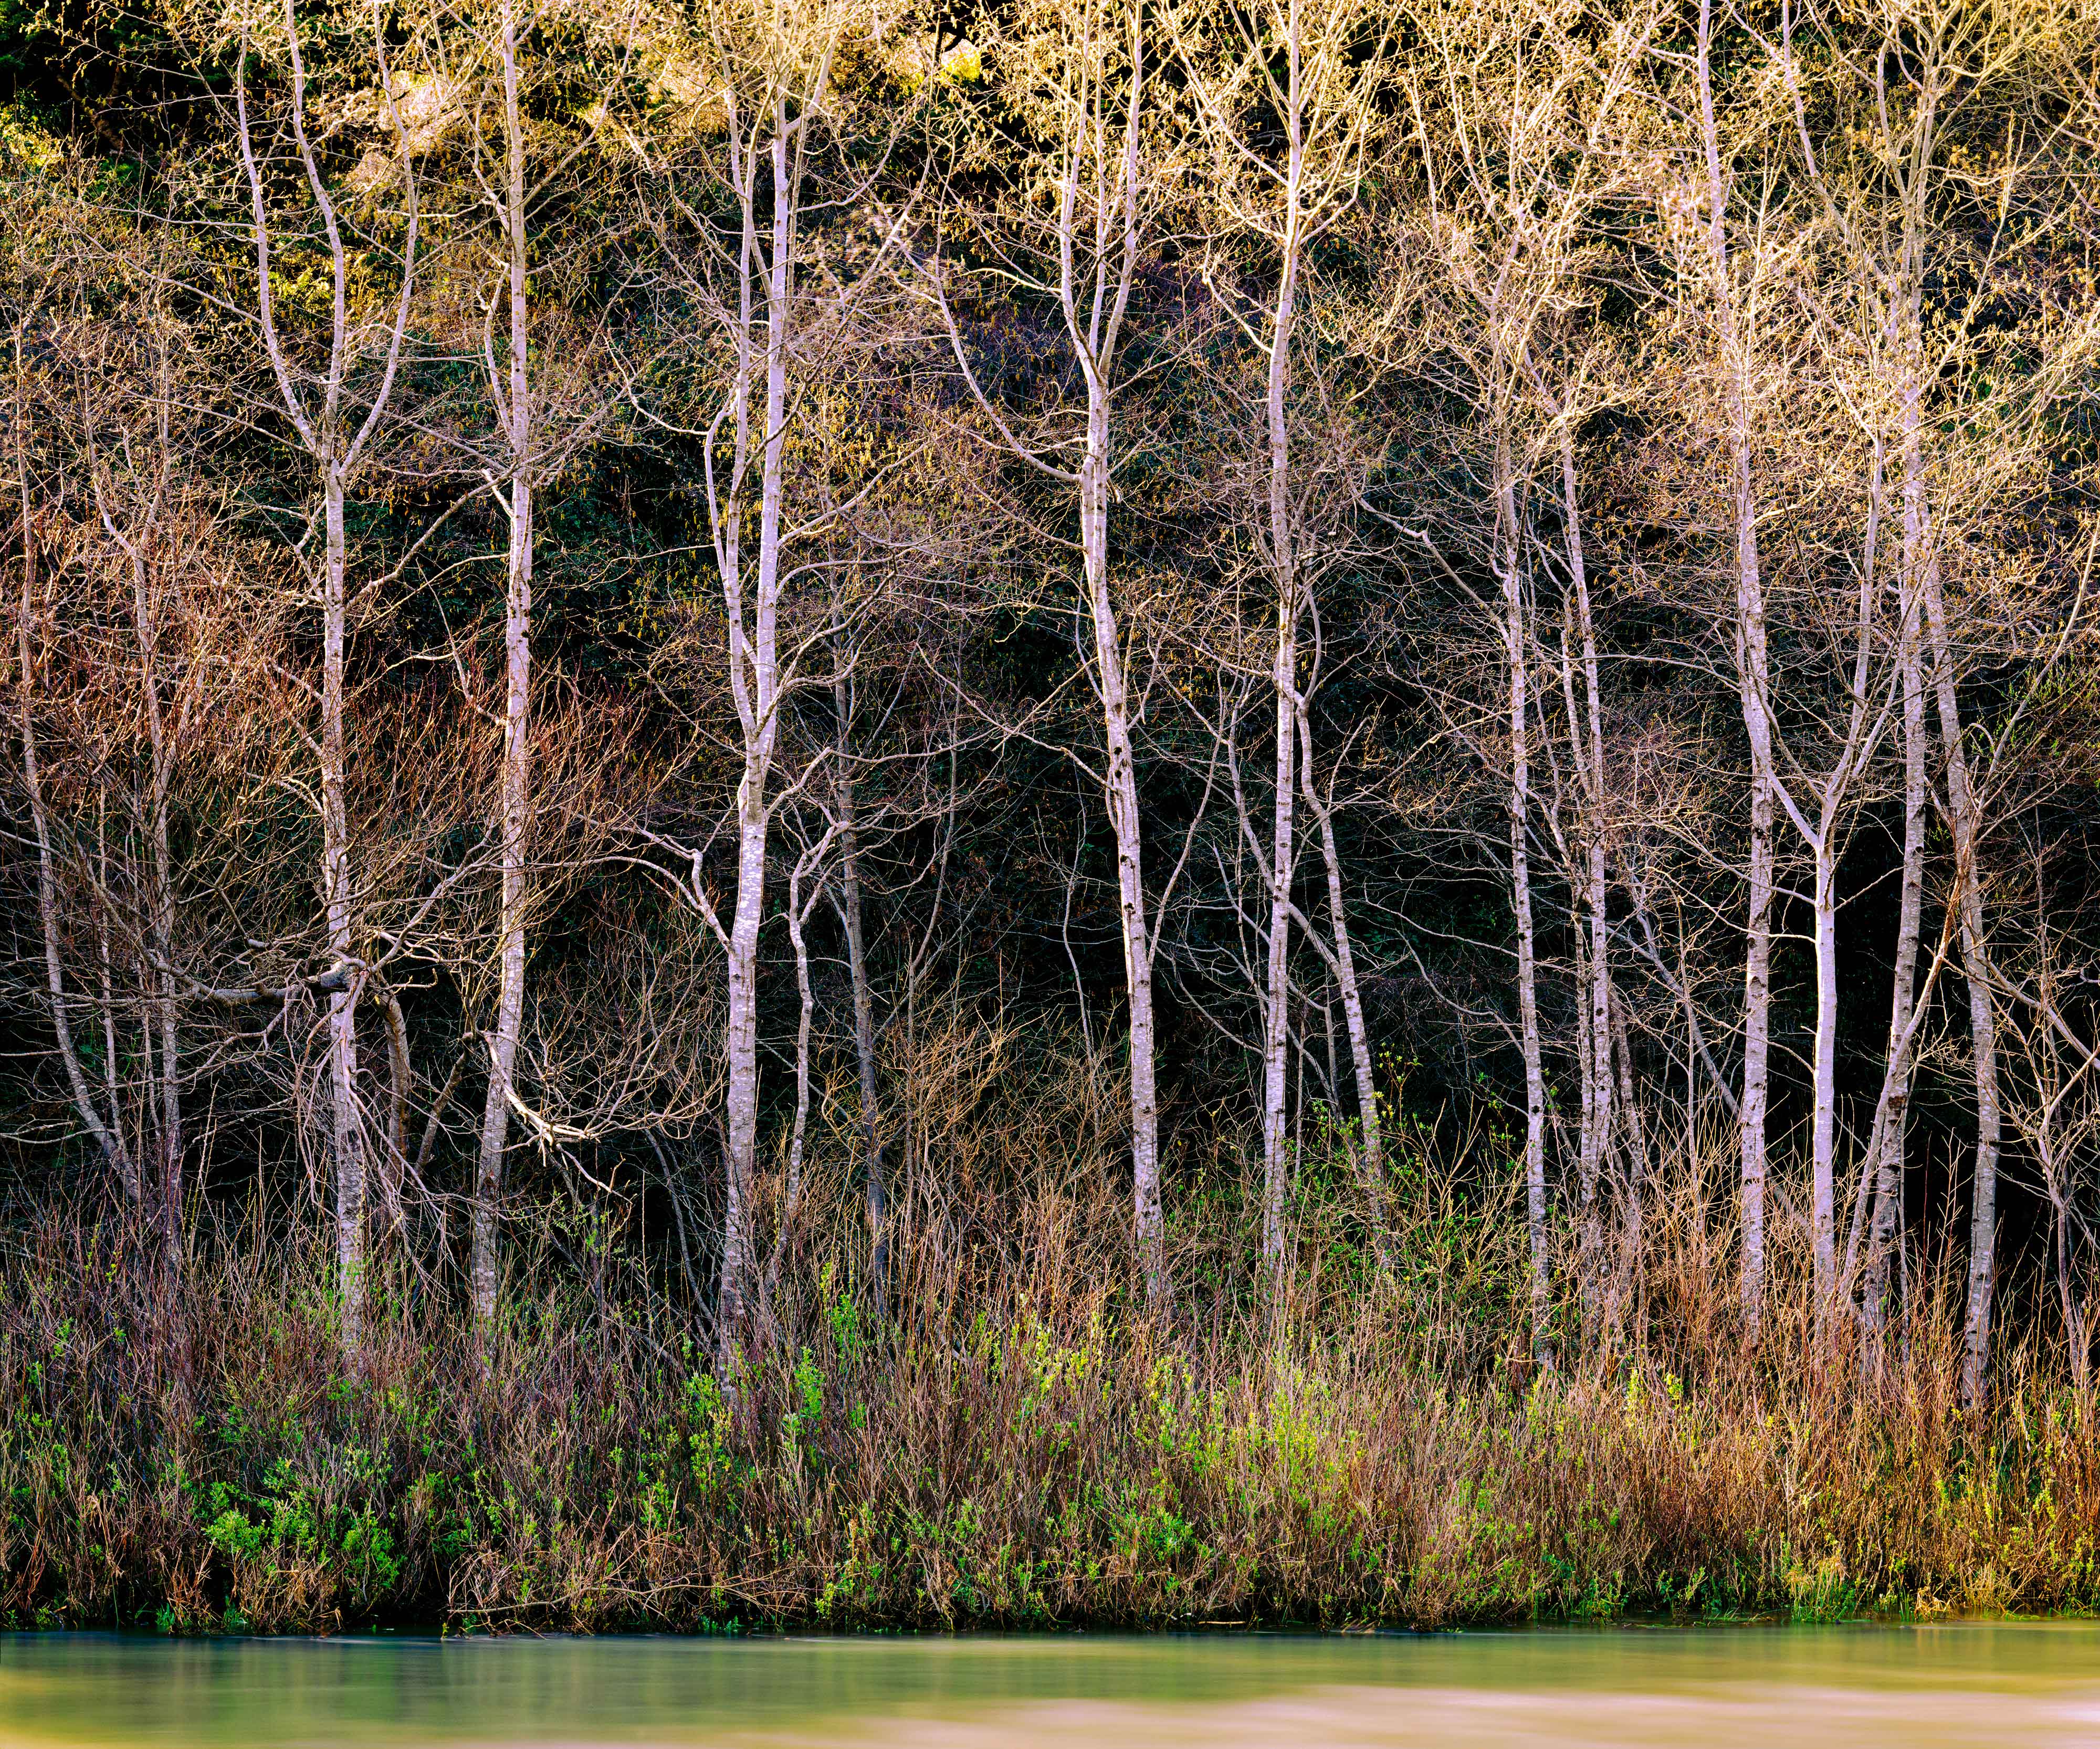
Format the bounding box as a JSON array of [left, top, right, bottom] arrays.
[[1298, 707, 1393, 1270]]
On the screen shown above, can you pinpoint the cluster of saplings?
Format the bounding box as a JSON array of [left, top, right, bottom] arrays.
[[2, 0, 2099, 1630]]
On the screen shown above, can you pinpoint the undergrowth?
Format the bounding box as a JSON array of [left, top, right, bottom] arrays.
[[5, 1167, 2100, 1636]]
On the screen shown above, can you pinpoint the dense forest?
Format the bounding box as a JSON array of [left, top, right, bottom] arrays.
[[2, 0, 2100, 1632]]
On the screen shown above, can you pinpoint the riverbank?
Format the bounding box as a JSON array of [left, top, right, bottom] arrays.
[[5, 1211, 2098, 1636]]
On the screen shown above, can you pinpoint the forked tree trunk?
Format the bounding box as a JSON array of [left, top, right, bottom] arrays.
[[715, 114, 796, 1358], [236, 3, 416, 1355]]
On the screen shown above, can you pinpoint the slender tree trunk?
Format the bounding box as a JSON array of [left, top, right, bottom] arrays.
[[235, 3, 416, 1356], [93, 781, 130, 1198], [1567, 465, 1612, 1269], [321, 468, 364, 1355], [1865, 513, 1927, 1343], [764, 855, 818, 1309], [1298, 706, 1392, 1268], [1258, 125, 1304, 1304], [473, 0, 534, 1327], [1502, 471, 1549, 1362], [1809, 828, 1838, 1298], [138, 587, 181, 1274], [1698, 0, 1771, 1332], [717, 119, 794, 1359], [1915, 460, 1999, 1408], [1084, 405, 1163, 1307]]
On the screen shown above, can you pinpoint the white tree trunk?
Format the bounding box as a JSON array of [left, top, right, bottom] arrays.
[[1258, 115, 1304, 1303], [1913, 438, 1999, 1404], [1697, 0, 1771, 1332], [321, 470, 365, 1354], [1809, 830, 1839, 1298], [236, 2, 416, 1355], [1864, 514, 1927, 1340], [1502, 476, 1549, 1360], [1297, 706, 1392, 1269], [1084, 416, 1163, 1307], [472, 0, 535, 1327], [715, 117, 794, 1357], [1560, 444, 1613, 1261]]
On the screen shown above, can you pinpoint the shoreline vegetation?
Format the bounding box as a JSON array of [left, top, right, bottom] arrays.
[[6, 0, 2100, 1649], [7, 1149, 2100, 1638]]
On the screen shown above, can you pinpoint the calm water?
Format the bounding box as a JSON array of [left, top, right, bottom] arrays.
[[3, 1625, 2098, 1747]]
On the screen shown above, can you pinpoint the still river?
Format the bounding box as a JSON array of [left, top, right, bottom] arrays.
[[2, 1624, 2096, 1747]]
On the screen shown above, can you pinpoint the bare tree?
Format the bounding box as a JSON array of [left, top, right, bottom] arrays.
[[1178, 0, 1391, 1295], [919, 0, 1180, 1305], [629, 0, 913, 1352]]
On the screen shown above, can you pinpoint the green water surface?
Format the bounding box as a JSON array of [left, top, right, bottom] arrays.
[[3, 1625, 2096, 1747]]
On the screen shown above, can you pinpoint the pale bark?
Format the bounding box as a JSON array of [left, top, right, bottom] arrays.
[[710, 100, 799, 1356], [923, 0, 1164, 1305], [1295, 706, 1392, 1268], [1087, 416, 1163, 1305], [1561, 439, 1612, 1259], [1920, 495, 2000, 1407], [1696, 0, 1772, 1331], [1257, 32, 1306, 1302], [1777, 433, 1886, 1313], [320, 473, 363, 1350], [1501, 465, 1549, 1361], [1863, 593, 1925, 1339], [472, 0, 536, 1328], [235, 4, 417, 1354]]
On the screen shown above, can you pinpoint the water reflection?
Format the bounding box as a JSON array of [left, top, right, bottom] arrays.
[[2, 1625, 2096, 1747]]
